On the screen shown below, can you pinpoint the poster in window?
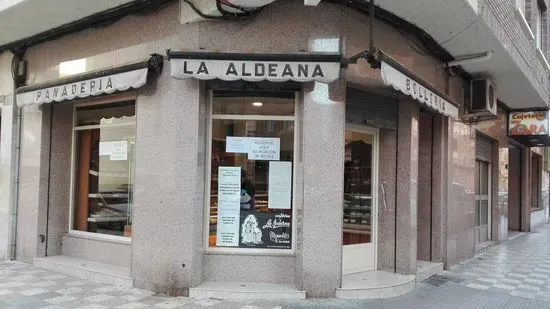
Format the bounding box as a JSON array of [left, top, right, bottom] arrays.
[[268, 161, 292, 209], [216, 167, 241, 247], [239, 212, 291, 249]]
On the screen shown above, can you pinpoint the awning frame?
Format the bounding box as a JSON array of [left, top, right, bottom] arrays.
[[166, 50, 343, 63], [343, 48, 461, 117], [15, 54, 163, 95]]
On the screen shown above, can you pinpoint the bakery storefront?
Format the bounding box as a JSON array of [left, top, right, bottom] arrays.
[[168, 51, 341, 253], [165, 49, 459, 299], [13, 55, 163, 276], [6, 0, 468, 297]]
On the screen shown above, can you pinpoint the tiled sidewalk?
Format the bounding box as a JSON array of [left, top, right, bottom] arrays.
[[445, 223, 550, 302], [2, 224, 550, 308]]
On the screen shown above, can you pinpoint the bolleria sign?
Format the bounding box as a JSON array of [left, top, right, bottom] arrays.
[[170, 59, 340, 83]]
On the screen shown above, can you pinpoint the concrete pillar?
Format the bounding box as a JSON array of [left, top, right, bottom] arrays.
[[131, 71, 205, 296], [300, 80, 345, 297], [395, 100, 419, 275], [0, 95, 16, 261]]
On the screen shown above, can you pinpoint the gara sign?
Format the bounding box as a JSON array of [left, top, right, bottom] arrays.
[[509, 111, 549, 136]]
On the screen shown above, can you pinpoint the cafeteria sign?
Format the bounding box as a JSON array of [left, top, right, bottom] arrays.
[[168, 51, 341, 83], [509, 110, 549, 136]]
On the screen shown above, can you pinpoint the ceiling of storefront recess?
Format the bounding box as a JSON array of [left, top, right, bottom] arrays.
[[0, 0, 134, 46]]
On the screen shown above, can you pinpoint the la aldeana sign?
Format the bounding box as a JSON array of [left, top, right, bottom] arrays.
[[170, 58, 340, 83]]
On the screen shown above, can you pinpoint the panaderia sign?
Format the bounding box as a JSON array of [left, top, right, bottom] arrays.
[[508, 110, 549, 136], [16, 68, 149, 106], [167, 51, 342, 83]]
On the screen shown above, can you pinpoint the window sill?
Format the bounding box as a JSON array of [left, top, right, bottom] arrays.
[[531, 207, 545, 212], [514, 7, 536, 41], [204, 248, 295, 256], [67, 230, 132, 245]]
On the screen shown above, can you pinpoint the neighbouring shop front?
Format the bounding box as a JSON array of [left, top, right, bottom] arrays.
[[508, 110, 550, 231]]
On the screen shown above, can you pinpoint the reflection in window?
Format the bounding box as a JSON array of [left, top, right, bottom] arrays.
[[72, 101, 135, 237]]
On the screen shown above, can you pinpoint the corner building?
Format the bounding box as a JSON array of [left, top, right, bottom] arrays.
[[0, 0, 549, 300]]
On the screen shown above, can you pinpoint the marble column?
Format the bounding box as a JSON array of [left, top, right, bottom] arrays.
[[131, 71, 205, 296], [521, 148, 531, 232], [395, 100, 419, 275], [15, 104, 50, 262], [0, 95, 16, 261], [417, 113, 433, 261], [299, 80, 345, 297], [430, 115, 447, 262], [377, 128, 397, 271]]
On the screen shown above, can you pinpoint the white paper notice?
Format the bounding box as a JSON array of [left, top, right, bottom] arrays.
[[109, 141, 128, 161], [99, 141, 128, 161], [249, 138, 280, 161], [268, 161, 292, 209], [216, 167, 241, 247], [226, 136, 250, 153]]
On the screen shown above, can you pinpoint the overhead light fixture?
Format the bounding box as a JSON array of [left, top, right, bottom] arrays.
[[252, 102, 263, 107]]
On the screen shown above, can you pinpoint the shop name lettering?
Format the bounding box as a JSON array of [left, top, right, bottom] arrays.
[[510, 113, 548, 135], [183, 61, 325, 78], [35, 77, 113, 102], [262, 218, 290, 229], [405, 78, 446, 112], [269, 231, 290, 243]]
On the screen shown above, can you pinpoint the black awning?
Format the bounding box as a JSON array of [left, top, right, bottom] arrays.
[[510, 135, 550, 147], [15, 54, 163, 106]]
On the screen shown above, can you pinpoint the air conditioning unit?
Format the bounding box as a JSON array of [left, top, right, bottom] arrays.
[[470, 78, 497, 116]]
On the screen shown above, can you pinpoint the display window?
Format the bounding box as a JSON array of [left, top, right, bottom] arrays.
[[206, 89, 297, 252], [70, 100, 135, 238]]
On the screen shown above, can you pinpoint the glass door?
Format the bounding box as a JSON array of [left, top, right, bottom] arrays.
[[342, 126, 378, 274], [475, 160, 491, 245]]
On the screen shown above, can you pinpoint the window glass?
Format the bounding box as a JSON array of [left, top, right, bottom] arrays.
[[213, 91, 294, 116], [480, 161, 489, 195], [343, 131, 374, 246], [76, 101, 135, 126], [208, 91, 295, 250], [536, 8, 543, 48], [73, 102, 135, 237]]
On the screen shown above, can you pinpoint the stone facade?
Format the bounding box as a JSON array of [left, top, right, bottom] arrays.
[[0, 0, 548, 298]]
